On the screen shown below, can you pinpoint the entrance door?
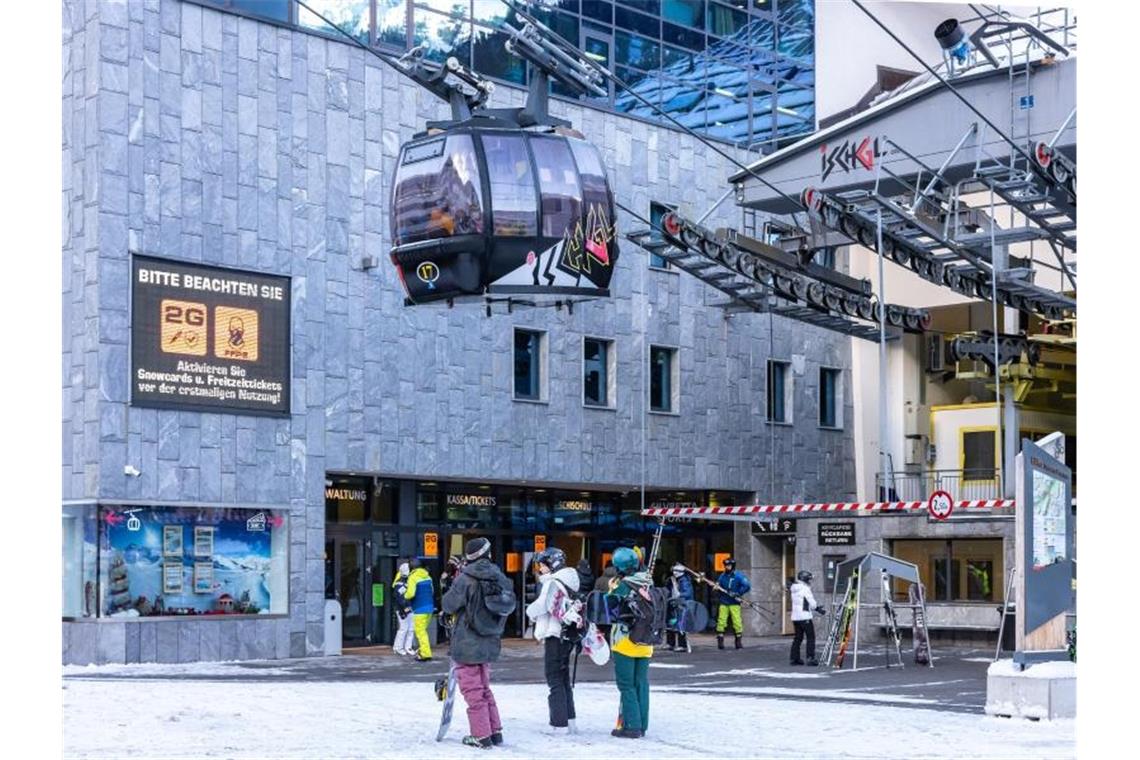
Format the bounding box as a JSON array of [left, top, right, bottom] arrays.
[[782, 539, 796, 635], [325, 532, 370, 646]]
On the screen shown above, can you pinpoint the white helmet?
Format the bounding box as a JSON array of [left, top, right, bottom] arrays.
[[672, 563, 685, 576], [398, 562, 410, 576]]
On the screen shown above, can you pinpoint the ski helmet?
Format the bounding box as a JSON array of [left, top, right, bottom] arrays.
[[723, 557, 737, 570], [612, 547, 639, 574], [797, 570, 813, 584], [535, 547, 566, 572], [672, 562, 685, 577]]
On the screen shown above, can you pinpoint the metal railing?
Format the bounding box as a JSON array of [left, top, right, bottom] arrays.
[[875, 469, 1004, 502]]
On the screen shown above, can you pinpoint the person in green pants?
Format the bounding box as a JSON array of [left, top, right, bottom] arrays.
[[715, 557, 751, 650], [605, 547, 653, 739]]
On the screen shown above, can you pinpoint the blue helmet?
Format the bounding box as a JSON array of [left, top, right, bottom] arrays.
[[612, 547, 639, 574]]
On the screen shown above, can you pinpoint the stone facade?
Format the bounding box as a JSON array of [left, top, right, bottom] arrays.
[[62, 0, 854, 664]]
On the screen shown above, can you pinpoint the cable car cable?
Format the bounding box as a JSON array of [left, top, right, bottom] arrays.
[[498, 0, 811, 225]]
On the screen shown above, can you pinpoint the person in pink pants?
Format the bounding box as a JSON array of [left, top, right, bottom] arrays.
[[455, 662, 502, 745]]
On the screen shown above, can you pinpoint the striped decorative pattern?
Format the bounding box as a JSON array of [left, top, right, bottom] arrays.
[[641, 500, 1014, 517]]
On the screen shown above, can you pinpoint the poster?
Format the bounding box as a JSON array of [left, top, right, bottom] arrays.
[[194, 526, 215, 557], [130, 256, 291, 416], [1032, 468, 1068, 569], [163, 525, 183, 557], [163, 562, 184, 594], [194, 562, 214, 593]]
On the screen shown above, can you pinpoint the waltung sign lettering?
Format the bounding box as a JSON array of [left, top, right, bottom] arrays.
[[131, 256, 291, 416]]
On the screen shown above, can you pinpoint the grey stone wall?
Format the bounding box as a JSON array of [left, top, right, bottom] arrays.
[[63, 0, 854, 663]]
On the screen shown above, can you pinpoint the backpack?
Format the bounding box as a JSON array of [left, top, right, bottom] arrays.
[[625, 585, 669, 646], [550, 580, 587, 642], [467, 573, 517, 637]]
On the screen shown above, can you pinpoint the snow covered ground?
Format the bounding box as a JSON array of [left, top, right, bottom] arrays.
[[63, 662, 1074, 759]]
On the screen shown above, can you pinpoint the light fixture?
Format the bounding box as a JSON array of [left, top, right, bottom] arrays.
[[776, 106, 799, 118], [713, 87, 736, 99], [584, 51, 607, 62], [934, 18, 970, 63]]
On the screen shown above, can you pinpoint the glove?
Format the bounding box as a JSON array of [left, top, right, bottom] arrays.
[[814, 606, 826, 616]]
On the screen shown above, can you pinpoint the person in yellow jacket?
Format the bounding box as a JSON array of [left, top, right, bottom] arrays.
[[604, 547, 653, 739], [404, 558, 435, 661]]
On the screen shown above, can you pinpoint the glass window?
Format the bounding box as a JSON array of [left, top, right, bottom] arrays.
[[650, 345, 676, 412], [966, 559, 994, 601], [819, 367, 839, 428], [417, 0, 471, 18], [663, 0, 704, 28], [707, 2, 747, 37], [232, 1, 291, 23], [530, 136, 583, 238], [649, 200, 676, 268], [963, 430, 997, 481], [582, 0, 614, 23], [473, 26, 527, 84], [767, 359, 789, 422], [662, 21, 705, 51], [326, 477, 372, 522], [514, 329, 544, 400], [94, 505, 289, 617], [529, 8, 580, 44], [618, 0, 660, 13], [892, 539, 1003, 602], [298, 1, 370, 43], [392, 134, 485, 246], [373, 480, 398, 524], [482, 133, 538, 237], [63, 505, 98, 619], [377, 0, 408, 47], [615, 30, 661, 70], [815, 247, 836, 269], [412, 8, 473, 65], [614, 6, 660, 37], [584, 338, 610, 406], [567, 138, 614, 266], [417, 490, 443, 522]]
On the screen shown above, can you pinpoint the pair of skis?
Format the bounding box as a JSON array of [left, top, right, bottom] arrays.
[[678, 564, 776, 620], [820, 570, 859, 668]]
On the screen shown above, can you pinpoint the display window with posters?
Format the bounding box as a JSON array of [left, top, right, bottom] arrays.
[[62, 504, 289, 619]]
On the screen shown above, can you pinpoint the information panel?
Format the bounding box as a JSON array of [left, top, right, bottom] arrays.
[[131, 256, 290, 416]]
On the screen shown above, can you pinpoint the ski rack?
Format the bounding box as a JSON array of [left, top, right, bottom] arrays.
[[625, 210, 931, 342]]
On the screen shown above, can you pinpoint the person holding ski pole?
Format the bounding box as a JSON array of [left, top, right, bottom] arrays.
[[605, 547, 656, 739], [441, 537, 515, 749], [789, 570, 826, 665], [666, 563, 694, 653], [525, 547, 584, 735], [404, 557, 435, 661], [715, 557, 751, 650], [392, 561, 416, 656]]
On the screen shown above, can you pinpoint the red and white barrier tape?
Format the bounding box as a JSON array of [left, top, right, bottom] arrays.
[[642, 500, 1014, 517]]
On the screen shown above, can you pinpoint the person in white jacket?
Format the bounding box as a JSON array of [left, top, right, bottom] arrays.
[[391, 562, 416, 656], [525, 548, 582, 735], [789, 570, 826, 666]]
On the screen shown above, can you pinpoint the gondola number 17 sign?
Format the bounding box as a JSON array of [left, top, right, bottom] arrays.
[[131, 256, 291, 416]]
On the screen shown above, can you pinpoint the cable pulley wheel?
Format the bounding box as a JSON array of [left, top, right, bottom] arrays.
[[903, 312, 920, 331], [807, 281, 826, 307], [886, 305, 904, 327], [824, 290, 841, 311], [856, 299, 875, 321]]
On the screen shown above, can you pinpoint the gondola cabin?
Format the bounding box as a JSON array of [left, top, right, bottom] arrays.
[[390, 125, 618, 305]]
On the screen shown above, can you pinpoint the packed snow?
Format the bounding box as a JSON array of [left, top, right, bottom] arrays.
[[988, 659, 1076, 679], [63, 662, 1074, 759]]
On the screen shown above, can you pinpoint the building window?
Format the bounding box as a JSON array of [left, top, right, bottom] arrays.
[[767, 359, 791, 423], [891, 538, 1003, 603], [583, 337, 614, 408], [231, 0, 292, 23], [64, 505, 289, 619], [962, 429, 997, 481], [649, 345, 678, 413], [815, 247, 836, 270], [298, 1, 370, 42], [819, 367, 841, 428], [514, 328, 545, 401], [648, 200, 677, 269]]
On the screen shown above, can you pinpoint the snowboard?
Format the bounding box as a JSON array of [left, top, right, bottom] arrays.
[[434, 662, 459, 742], [669, 599, 709, 633], [908, 585, 931, 665]]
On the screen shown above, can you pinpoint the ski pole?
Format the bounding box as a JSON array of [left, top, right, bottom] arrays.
[[680, 565, 777, 619]]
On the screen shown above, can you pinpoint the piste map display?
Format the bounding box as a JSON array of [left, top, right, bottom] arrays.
[[131, 256, 290, 416]]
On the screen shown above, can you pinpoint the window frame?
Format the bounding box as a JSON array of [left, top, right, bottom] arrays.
[[648, 344, 680, 415], [960, 426, 999, 483], [766, 358, 792, 424], [818, 366, 842, 430], [648, 200, 679, 271], [582, 336, 617, 410], [512, 328, 548, 403]]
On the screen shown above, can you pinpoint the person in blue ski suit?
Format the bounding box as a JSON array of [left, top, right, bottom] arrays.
[[715, 557, 751, 650], [666, 563, 694, 652]]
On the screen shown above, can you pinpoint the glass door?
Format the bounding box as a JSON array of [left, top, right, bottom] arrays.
[[581, 31, 614, 105], [781, 539, 796, 635], [327, 534, 368, 645]]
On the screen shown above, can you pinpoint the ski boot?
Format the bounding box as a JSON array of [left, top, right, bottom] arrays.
[[414, 654, 433, 662], [490, 732, 504, 746], [717, 634, 725, 650], [462, 735, 493, 749], [611, 728, 644, 739], [734, 634, 743, 650], [807, 657, 819, 667]]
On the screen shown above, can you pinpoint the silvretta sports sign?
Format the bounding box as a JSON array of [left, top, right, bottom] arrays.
[[819, 136, 888, 181]]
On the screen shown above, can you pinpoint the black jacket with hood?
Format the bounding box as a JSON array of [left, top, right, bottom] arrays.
[[441, 558, 510, 664]]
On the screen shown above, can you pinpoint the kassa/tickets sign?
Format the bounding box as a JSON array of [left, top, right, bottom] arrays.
[[131, 256, 291, 416]]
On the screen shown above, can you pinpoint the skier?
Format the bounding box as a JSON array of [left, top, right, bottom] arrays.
[[715, 557, 751, 650], [789, 570, 826, 666], [404, 557, 435, 661], [605, 547, 655, 739], [525, 547, 583, 735], [392, 561, 416, 656], [441, 537, 514, 749], [666, 563, 694, 653]]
